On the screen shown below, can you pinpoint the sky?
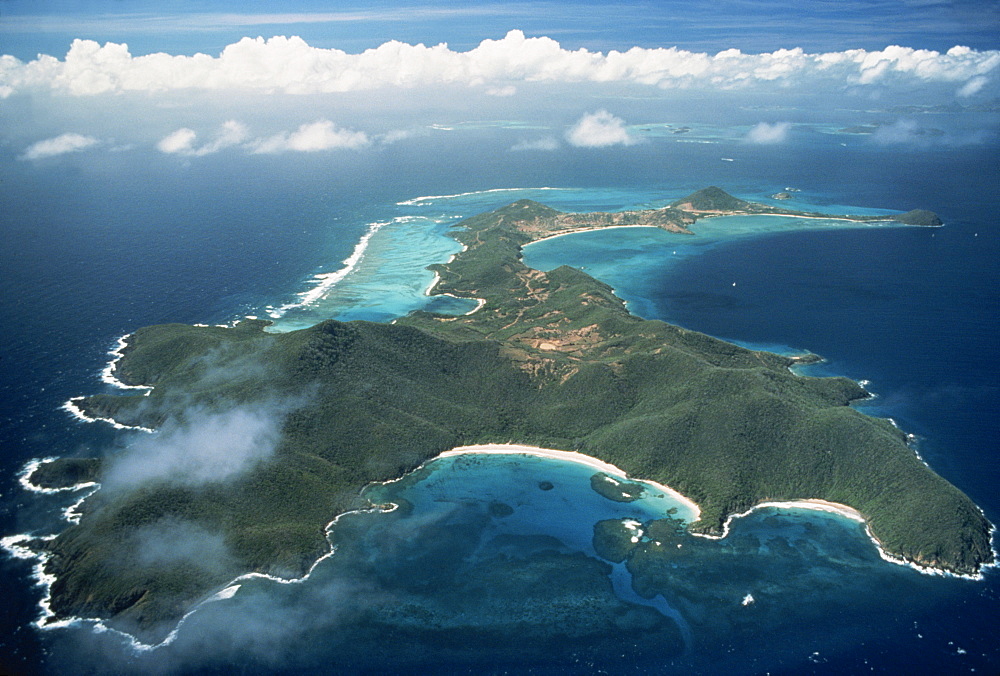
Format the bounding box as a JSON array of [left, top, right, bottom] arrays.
[[1, 1, 997, 164], [0, 4, 997, 670], [2, 0, 999, 58]]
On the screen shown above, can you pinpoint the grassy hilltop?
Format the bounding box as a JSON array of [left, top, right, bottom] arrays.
[[35, 189, 988, 639]]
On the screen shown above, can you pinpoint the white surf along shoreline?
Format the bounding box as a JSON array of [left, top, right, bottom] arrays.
[[4, 190, 989, 652], [266, 185, 568, 322], [423, 249, 487, 317], [5, 438, 997, 654], [395, 185, 566, 207], [265, 217, 390, 320], [61, 333, 156, 434]]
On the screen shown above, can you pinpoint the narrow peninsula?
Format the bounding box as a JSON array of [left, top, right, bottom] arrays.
[[28, 188, 989, 641]]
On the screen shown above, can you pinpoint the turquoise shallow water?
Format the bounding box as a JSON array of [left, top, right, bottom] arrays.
[[266, 215, 474, 330], [3, 128, 997, 674], [61, 450, 961, 674], [523, 214, 909, 320], [263, 187, 911, 333], [126, 186, 990, 674], [199, 186, 996, 674]]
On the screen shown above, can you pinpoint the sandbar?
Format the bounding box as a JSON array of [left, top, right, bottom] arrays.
[[526, 224, 671, 246]]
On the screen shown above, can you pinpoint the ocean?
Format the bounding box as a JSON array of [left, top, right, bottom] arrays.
[[1, 121, 997, 674]]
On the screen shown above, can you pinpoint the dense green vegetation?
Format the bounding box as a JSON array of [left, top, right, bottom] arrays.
[[35, 188, 988, 640], [30, 457, 101, 489], [896, 209, 943, 226], [672, 187, 942, 224], [590, 473, 645, 502], [671, 185, 754, 211]]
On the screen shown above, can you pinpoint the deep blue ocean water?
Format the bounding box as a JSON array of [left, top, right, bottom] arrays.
[[1, 124, 998, 674]]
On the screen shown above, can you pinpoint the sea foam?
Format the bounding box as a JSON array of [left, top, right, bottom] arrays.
[[62, 333, 157, 432], [396, 186, 565, 206], [267, 218, 390, 318], [62, 396, 155, 434], [100, 334, 153, 392]]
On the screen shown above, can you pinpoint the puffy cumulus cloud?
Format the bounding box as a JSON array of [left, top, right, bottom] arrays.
[[199, 119, 250, 154], [155, 119, 366, 156], [566, 110, 635, 148], [157, 127, 198, 154], [252, 120, 369, 153], [19, 132, 100, 160], [846, 45, 1000, 87], [158, 120, 250, 156], [745, 121, 792, 144], [1, 32, 998, 98]]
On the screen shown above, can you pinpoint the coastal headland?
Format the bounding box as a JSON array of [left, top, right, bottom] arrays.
[[20, 187, 990, 642]]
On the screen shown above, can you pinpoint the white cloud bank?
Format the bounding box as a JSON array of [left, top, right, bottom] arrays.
[[566, 110, 635, 147], [1, 31, 997, 98], [19, 132, 99, 160], [157, 127, 198, 154]]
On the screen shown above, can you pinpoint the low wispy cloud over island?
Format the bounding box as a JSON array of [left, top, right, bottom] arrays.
[[103, 402, 294, 490]]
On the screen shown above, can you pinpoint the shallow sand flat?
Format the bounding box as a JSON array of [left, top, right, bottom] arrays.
[[441, 444, 702, 520]]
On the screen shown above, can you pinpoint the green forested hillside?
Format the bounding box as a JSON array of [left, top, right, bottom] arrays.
[[37, 190, 990, 639]]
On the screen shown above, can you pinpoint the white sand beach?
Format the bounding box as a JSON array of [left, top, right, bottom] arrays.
[[442, 443, 702, 519]]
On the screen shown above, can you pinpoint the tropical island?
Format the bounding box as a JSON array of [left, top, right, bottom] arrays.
[[23, 187, 990, 641]]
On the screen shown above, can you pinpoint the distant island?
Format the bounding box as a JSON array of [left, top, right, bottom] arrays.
[[24, 187, 986, 642], [490, 186, 940, 243]]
